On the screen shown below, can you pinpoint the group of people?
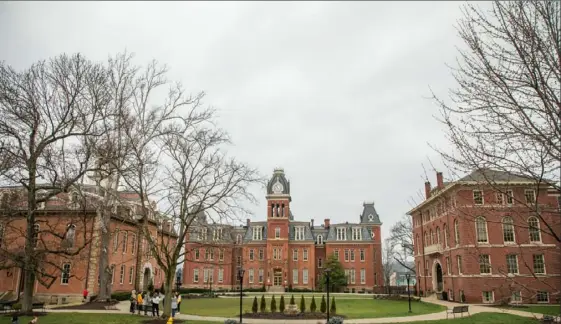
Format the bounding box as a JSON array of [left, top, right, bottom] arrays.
[[130, 290, 182, 318]]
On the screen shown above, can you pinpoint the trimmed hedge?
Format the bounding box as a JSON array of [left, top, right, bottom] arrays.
[[111, 291, 131, 301]]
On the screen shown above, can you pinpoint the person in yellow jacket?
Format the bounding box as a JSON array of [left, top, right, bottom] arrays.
[[176, 292, 182, 314], [137, 292, 144, 314]]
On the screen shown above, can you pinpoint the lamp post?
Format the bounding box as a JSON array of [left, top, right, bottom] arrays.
[[324, 268, 331, 323], [405, 273, 412, 313], [237, 267, 245, 324], [209, 277, 213, 297]]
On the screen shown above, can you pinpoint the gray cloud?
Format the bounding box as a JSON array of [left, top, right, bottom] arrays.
[[0, 1, 466, 240]]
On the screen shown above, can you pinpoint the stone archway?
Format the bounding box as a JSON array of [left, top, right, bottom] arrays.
[[432, 261, 443, 293]]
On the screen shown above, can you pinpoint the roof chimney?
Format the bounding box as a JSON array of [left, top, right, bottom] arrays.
[[246, 218, 250, 227], [324, 218, 330, 228], [425, 181, 431, 200], [310, 219, 314, 228], [436, 171, 444, 189]]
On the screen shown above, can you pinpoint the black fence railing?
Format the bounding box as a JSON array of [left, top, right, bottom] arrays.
[[372, 285, 418, 296]]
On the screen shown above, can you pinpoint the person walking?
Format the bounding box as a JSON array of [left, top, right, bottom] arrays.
[[143, 292, 151, 316], [171, 293, 178, 318], [137, 291, 144, 314], [176, 292, 181, 314], [151, 292, 160, 317], [129, 290, 137, 314]]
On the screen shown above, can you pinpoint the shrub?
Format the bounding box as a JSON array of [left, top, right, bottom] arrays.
[[290, 295, 295, 305], [12, 303, 22, 311], [330, 297, 336, 314], [310, 296, 317, 312], [327, 316, 344, 324], [251, 296, 258, 314], [260, 295, 266, 312], [279, 295, 285, 312], [224, 320, 239, 324], [111, 291, 131, 301], [299, 295, 306, 313], [270, 295, 277, 313], [320, 295, 326, 313]]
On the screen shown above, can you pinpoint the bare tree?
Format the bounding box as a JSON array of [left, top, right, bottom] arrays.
[[387, 215, 415, 273], [0, 54, 111, 311], [382, 238, 394, 293], [431, 1, 561, 305]]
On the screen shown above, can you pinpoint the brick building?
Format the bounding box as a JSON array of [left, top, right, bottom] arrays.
[[183, 168, 384, 292], [0, 185, 177, 304], [408, 169, 561, 304]]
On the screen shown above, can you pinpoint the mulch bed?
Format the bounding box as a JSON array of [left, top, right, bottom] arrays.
[[54, 301, 119, 310], [242, 312, 342, 320], [142, 320, 185, 324], [4, 312, 47, 317]]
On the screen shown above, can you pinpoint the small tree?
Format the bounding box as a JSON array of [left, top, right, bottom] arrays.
[[290, 295, 295, 305], [260, 295, 266, 312], [279, 295, 285, 312], [320, 254, 348, 292], [310, 296, 317, 312], [270, 295, 277, 313], [252, 296, 258, 314], [299, 295, 306, 313], [330, 297, 336, 314], [320, 295, 327, 313]]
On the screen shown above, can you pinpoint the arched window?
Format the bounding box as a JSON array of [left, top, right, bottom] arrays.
[[32, 223, 40, 247], [436, 227, 441, 244], [430, 229, 434, 245], [443, 224, 448, 247], [475, 216, 488, 243], [502, 216, 515, 243], [424, 232, 429, 247], [528, 217, 541, 242], [416, 234, 420, 254], [454, 219, 460, 246], [317, 235, 324, 245], [236, 234, 243, 245], [64, 224, 76, 248]]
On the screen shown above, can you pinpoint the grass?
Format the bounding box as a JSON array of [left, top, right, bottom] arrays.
[[244, 292, 375, 299], [383, 312, 541, 323], [181, 296, 445, 319], [497, 305, 560, 316], [0, 313, 220, 324]]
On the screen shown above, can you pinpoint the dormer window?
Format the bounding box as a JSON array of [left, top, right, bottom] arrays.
[[236, 234, 243, 244], [352, 228, 362, 240], [368, 214, 374, 221], [213, 228, 223, 240], [336, 227, 347, 241], [252, 226, 263, 240], [69, 191, 81, 209], [295, 226, 305, 240], [317, 234, 324, 245], [200, 228, 208, 241]]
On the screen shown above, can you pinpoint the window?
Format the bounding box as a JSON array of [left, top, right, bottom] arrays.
[[218, 268, 224, 283], [374, 273, 378, 286], [61, 263, 71, 284], [443, 226, 448, 247], [344, 249, 350, 262], [506, 189, 514, 204], [511, 291, 521, 303], [336, 228, 347, 240], [350, 269, 356, 284], [317, 235, 323, 245], [237, 256, 242, 266], [360, 269, 366, 284], [131, 234, 136, 255], [524, 190, 536, 204], [360, 249, 365, 261], [248, 269, 254, 283], [475, 217, 488, 243], [528, 217, 541, 242], [454, 220, 460, 245], [318, 258, 323, 268], [473, 190, 483, 205], [259, 249, 264, 260], [200, 228, 208, 241], [425, 260, 430, 276], [334, 250, 339, 260], [303, 269, 308, 284], [457, 256, 463, 274], [352, 228, 362, 240], [533, 254, 545, 274], [350, 249, 355, 262], [219, 249, 224, 261], [436, 227, 441, 244], [430, 229, 434, 245], [293, 249, 298, 261], [295, 226, 304, 240], [273, 248, 281, 260], [32, 223, 40, 248], [252, 227, 263, 240], [537, 291, 549, 303], [503, 217, 515, 243], [482, 291, 494, 303], [446, 257, 451, 275], [275, 227, 281, 239], [303, 249, 308, 261], [110, 265, 115, 284], [506, 254, 518, 274], [236, 234, 243, 244], [113, 230, 119, 252], [195, 249, 200, 260], [213, 228, 223, 240], [249, 249, 254, 261], [496, 191, 504, 204], [292, 269, 298, 284], [129, 266, 134, 284], [119, 265, 125, 284], [258, 269, 264, 283], [122, 232, 128, 253], [479, 254, 491, 274]]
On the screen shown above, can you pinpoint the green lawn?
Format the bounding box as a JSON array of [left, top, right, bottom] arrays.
[[181, 296, 445, 319], [0, 313, 219, 324], [497, 305, 560, 316], [383, 312, 541, 324]]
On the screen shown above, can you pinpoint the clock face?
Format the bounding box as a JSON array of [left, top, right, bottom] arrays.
[[272, 182, 284, 194]]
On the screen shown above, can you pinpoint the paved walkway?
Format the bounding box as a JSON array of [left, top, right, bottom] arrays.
[[45, 296, 554, 323]]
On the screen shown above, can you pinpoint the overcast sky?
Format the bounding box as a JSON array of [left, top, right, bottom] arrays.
[[0, 1, 466, 241]]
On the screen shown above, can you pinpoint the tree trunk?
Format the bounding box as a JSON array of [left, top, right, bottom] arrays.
[[160, 265, 177, 318], [22, 168, 37, 312], [97, 209, 112, 301]]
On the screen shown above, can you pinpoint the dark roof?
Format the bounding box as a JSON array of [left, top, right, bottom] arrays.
[[360, 202, 382, 224], [266, 168, 291, 196], [459, 169, 535, 183]]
